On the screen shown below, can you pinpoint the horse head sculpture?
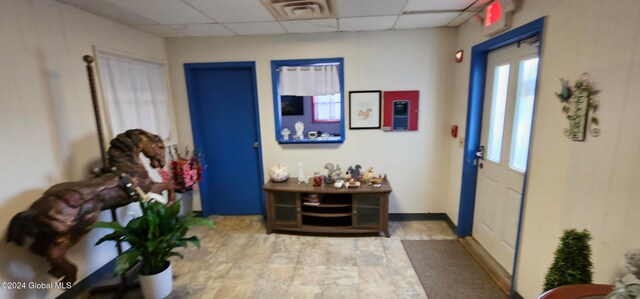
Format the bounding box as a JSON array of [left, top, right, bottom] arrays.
[[6, 129, 175, 284]]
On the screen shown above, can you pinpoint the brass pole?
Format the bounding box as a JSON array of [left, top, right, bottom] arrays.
[[83, 55, 108, 167]]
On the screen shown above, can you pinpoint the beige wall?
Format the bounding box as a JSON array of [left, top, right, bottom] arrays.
[[447, 0, 640, 297], [4, 1, 639, 298], [0, 1, 167, 298], [166, 29, 457, 214]]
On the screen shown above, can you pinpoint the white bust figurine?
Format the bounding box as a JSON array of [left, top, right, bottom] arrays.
[[294, 121, 304, 140]]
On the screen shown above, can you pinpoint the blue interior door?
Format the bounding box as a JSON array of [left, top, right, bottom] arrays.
[[184, 62, 264, 216]]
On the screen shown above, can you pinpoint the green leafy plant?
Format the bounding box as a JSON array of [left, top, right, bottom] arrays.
[[543, 229, 593, 292], [91, 195, 215, 276]]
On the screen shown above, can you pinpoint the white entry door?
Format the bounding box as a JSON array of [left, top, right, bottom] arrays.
[[473, 40, 540, 274]]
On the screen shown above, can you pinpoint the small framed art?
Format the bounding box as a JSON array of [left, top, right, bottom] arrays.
[[349, 90, 381, 129]]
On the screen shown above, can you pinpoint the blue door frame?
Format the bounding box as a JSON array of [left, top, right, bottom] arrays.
[[456, 18, 545, 297], [183, 61, 266, 216]]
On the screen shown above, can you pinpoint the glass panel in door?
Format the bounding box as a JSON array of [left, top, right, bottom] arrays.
[[509, 57, 539, 172], [487, 64, 511, 163]]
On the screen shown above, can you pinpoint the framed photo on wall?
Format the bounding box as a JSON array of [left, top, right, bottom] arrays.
[[281, 95, 304, 115], [349, 90, 381, 129]]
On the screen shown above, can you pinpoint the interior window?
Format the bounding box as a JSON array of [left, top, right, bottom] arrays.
[[96, 50, 175, 143], [271, 58, 345, 144], [312, 94, 341, 122]]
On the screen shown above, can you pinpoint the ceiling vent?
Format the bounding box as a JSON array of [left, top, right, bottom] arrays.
[[260, 0, 336, 20]]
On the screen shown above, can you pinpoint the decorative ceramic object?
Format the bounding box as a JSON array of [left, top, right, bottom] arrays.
[[334, 180, 344, 188], [557, 73, 601, 141], [281, 128, 291, 141], [606, 249, 640, 299], [347, 165, 362, 179], [333, 164, 342, 181], [364, 167, 374, 181], [298, 162, 309, 184], [294, 121, 304, 140], [269, 163, 289, 182], [308, 131, 317, 139], [324, 163, 336, 184]]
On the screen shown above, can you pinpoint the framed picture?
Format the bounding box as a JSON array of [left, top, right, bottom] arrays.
[[281, 95, 304, 115], [349, 90, 381, 129]]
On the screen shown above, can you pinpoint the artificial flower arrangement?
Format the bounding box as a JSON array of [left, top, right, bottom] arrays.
[[160, 146, 203, 193]]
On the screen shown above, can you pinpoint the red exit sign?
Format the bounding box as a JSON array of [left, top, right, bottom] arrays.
[[484, 1, 502, 27], [482, 0, 516, 36]]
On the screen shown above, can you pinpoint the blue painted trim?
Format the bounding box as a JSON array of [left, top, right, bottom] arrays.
[[456, 17, 545, 298], [183, 61, 266, 215], [270, 57, 345, 144]]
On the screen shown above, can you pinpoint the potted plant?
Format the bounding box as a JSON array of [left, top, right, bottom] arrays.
[[91, 189, 215, 299], [543, 228, 594, 292]]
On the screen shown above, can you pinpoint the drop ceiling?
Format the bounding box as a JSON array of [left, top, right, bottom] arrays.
[[57, 0, 490, 38]]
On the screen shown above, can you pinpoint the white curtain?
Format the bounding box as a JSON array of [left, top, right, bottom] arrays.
[[98, 52, 171, 221], [97, 53, 171, 140], [278, 65, 340, 96]]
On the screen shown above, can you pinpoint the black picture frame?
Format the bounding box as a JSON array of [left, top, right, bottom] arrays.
[[280, 95, 304, 115], [349, 90, 381, 129]]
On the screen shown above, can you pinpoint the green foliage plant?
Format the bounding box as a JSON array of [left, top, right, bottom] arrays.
[[543, 228, 594, 292], [91, 194, 215, 276]]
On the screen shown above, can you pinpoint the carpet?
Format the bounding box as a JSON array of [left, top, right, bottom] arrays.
[[402, 240, 508, 299]]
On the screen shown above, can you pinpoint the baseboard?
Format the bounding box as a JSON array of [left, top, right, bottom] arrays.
[[55, 257, 116, 299], [389, 213, 457, 232]]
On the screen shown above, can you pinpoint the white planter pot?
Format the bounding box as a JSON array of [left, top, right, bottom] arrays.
[[139, 262, 172, 299], [176, 191, 193, 216]]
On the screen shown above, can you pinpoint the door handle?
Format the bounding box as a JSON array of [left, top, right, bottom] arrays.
[[253, 142, 260, 149], [476, 145, 485, 160], [475, 145, 485, 168]]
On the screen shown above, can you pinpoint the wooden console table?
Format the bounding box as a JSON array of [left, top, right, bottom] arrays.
[[263, 179, 392, 237]]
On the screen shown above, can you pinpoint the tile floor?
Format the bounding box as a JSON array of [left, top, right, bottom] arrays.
[[85, 216, 457, 299]]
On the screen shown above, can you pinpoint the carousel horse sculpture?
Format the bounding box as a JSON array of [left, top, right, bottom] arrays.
[[6, 129, 175, 284]]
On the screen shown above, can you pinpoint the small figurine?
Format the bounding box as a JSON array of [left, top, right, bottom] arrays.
[[294, 121, 304, 140], [281, 128, 291, 141], [298, 162, 309, 184], [333, 180, 344, 189], [334, 164, 342, 181], [364, 167, 374, 181], [348, 165, 362, 180], [324, 163, 336, 184], [608, 249, 640, 299]]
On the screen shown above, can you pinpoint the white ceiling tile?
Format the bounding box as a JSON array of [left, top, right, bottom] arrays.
[[336, 0, 408, 18], [135, 25, 188, 38], [183, 0, 275, 23], [58, 0, 158, 25], [395, 12, 459, 29], [339, 16, 397, 32], [105, 0, 213, 24], [468, 0, 493, 11], [404, 0, 476, 11], [447, 11, 477, 26], [180, 24, 236, 36], [224, 22, 286, 35], [281, 19, 338, 33]]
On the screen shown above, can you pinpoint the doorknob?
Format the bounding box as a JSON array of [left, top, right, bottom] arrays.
[[253, 142, 260, 149]]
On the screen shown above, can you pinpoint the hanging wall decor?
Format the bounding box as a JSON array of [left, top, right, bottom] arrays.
[[556, 73, 600, 141]]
